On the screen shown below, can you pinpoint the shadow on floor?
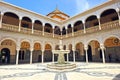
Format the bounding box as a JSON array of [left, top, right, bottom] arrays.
[[112, 74, 120, 80]]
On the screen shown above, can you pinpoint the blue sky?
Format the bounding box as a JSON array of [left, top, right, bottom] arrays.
[[3, 0, 107, 17]]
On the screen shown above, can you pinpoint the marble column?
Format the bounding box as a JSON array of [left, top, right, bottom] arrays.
[[98, 18, 101, 30], [84, 46, 88, 63], [72, 27, 74, 36], [42, 50, 44, 63], [100, 44, 105, 63], [66, 27, 68, 37], [83, 22, 86, 33], [0, 14, 3, 28], [16, 49, 20, 65], [18, 19, 21, 32], [42, 26, 45, 36], [32, 22, 34, 34], [30, 49, 33, 64], [72, 47, 75, 62], [53, 28, 54, 37]]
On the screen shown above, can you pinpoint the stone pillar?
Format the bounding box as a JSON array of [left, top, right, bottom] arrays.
[[18, 19, 21, 32], [16, 48, 20, 65], [72, 26, 74, 36], [52, 53, 54, 63], [83, 22, 86, 33], [98, 18, 101, 30], [72, 47, 75, 62], [42, 50, 44, 63], [42, 24, 45, 36], [66, 27, 68, 37], [53, 28, 54, 37], [32, 22, 34, 34], [30, 49, 33, 64], [84, 45, 88, 63], [0, 13, 3, 28], [100, 44, 105, 63]]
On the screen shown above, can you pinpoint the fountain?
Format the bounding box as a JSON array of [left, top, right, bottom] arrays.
[[47, 40, 76, 71]]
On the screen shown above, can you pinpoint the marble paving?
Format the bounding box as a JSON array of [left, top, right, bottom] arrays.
[[0, 62, 120, 80]]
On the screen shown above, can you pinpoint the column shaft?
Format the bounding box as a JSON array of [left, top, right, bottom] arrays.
[[83, 23, 86, 33], [53, 28, 54, 37], [16, 49, 19, 65], [42, 27, 44, 36], [42, 51, 44, 63], [30, 50, 33, 64], [18, 20, 21, 32], [67, 53, 69, 62], [73, 51, 75, 62], [101, 48, 105, 63], [0, 14, 3, 28], [98, 18, 101, 30], [32, 23, 34, 34], [85, 49, 88, 63]]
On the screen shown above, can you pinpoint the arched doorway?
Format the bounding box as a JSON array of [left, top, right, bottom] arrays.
[[75, 42, 84, 61], [104, 37, 120, 63], [87, 45, 92, 62], [19, 41, 30, 64], [33, 43, 42, 63], [0, 39, 16, 64], [88, 40, 101, 62], [0, 48, 10, 64], [44, 44, 52, 62]]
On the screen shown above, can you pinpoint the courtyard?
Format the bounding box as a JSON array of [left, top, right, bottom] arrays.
[[0, 62, 120, 80]]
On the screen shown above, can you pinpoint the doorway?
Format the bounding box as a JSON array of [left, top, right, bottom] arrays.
[[0, 48, 10, 64]]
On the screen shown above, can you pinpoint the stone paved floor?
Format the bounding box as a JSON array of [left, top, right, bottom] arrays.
[[0, 62, 120, 80]]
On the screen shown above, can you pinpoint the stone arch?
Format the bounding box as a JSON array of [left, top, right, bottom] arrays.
[[100, 9, 118, 24], [34, 20, 43, 31], [85, 15, 99, 28], [44, 23, 53, 33], [2, 12, 19, 26], [44, 43, 52, 62], [33, 42, 42, 63], [87, 40, 101, 62], [19, 41, 30, 64], [21, 16, 32, 29], [103, 35, 120, 44], [73, 20, 84, 32], [104, 37, 120, 63], [0, 39, 16, 64], [75, 42, 84, 61]]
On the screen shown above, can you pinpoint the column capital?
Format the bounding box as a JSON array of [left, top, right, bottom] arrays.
[[84, 45, 88, 50], [100, 44, 105, 49]]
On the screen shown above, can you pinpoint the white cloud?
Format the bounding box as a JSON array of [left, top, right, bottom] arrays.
[[75, 0, 90, 14]]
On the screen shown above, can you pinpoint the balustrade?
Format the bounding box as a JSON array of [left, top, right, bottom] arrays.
[[1, 20, 119, 39]]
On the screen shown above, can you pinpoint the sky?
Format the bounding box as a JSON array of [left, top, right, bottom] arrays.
[[3, 0, 107, 17]]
